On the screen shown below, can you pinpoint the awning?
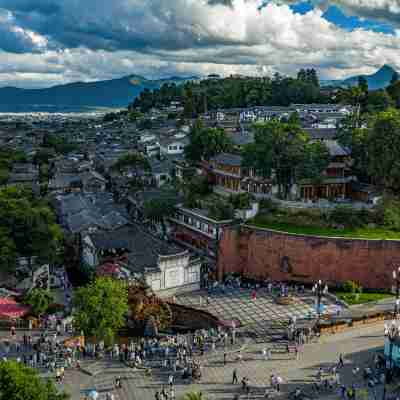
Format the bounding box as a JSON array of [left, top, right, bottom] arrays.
[[0, 297, 30, 319]]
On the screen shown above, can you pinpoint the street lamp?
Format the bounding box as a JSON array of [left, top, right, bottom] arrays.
[[393, 266, 400, 318], [312, 280, 328, 321], [383, 321, 400, 400]]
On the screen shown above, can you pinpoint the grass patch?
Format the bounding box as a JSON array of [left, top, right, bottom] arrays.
[[334, 291, 394, 305], [249, 214, 400, 240]]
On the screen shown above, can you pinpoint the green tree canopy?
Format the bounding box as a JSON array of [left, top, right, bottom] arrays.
[[367, 109, 400, 193], [185, 120, 233, 162], [73, 277, 129, 344], [0, 186, 63, 271], [242, 121, 324, 198], [0, 360, 69, 400], [296, 141, 330, 183], [113, 152, 150, 172], [130, 70, 324, 113], [23, 288, 54, 317]]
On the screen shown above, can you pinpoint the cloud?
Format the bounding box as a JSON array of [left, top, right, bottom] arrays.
[[0, 9, 49, 53], [0, 0, 399, 88]]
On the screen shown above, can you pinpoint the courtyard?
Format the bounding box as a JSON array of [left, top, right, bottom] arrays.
[[176, 287, 341, 342]]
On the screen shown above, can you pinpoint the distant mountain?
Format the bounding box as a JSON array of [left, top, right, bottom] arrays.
[[0, 75, 198, 113], [321, 65, 398, 90]]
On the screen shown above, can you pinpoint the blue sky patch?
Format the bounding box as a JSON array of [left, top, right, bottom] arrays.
[[289, 2, 395, 34]]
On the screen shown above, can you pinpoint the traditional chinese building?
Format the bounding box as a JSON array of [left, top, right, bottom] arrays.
[[203, 153, 272, 197]]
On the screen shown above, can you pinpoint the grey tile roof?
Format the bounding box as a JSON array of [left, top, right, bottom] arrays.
[[211, 153, 243, 166], [304, 128, 337, 140], [53, 192, 130, 233], [89, 225, 186, 273], [324, 140, 350, 157]]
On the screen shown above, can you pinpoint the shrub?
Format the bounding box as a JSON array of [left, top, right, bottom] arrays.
[[383, 197, 400, 231], [329, 206, 363, 228], [342, 280, 362, 294], [259, 198, 279, 212]]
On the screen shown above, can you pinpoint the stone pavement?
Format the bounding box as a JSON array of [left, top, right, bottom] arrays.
[[177, 288, 340, 342], [63, 322, 387, 400]]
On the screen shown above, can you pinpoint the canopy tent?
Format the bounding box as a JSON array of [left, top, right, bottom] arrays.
[[0, 297, 30, 319]]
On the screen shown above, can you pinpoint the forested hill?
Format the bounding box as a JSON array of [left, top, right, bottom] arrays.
[[129, 69, 330, 115]]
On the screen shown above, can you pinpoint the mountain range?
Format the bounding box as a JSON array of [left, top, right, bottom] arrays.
[[0, 65, 397, 113], [0, 75, 197, 113], [321, 65, 398, 91]]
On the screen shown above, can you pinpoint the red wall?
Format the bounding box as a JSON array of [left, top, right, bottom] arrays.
[[218, 226, 400, 289]]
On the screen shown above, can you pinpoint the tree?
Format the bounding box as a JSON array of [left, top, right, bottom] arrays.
[[0, 360, 69, 400], [296, 141, 330, 183], [185, 120, 233, 162], [23, 288, 54, 317], [391, 71, 399, 85], [367, 109, 400, 193], [0, 229, 16, 273], [358, 76, 369, 94], [144, 197, 176, 236], [0, 186, 63, 271], [208, 199, 234, 220], [242, 121, 309, 198], [113, 152, 150, 172], [365, 90, 393, 113], [73, 278, 129, 344]]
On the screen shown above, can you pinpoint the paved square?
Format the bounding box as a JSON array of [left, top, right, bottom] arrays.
[[177, 288, 339, 341]]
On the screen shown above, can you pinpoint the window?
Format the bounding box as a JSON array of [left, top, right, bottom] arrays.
[[186, 266, 199, 283], [166, 269, 181, 288]]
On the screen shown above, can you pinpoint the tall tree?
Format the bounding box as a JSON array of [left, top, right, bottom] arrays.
[[0, 186, 63, 271], [367, 109, 400, 193], [185, 120, 233, 162], [73, 278, 128, 344], [296, 141, 330, 182], [23, 288, 54, 317], [242, 121, 309, 198], [0, 360, 69, 400]]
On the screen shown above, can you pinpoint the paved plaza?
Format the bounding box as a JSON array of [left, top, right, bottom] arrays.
[[62, 323, 386, 400], [177, 288, 340, 342]]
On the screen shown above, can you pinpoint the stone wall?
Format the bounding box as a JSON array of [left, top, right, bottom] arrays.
[[218, 226, 400, 289]]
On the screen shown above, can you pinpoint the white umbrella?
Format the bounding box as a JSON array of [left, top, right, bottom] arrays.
[[88, 390, 98, 400]]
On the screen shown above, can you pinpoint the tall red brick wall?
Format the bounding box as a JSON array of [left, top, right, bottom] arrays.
[[218, 226, 400, 289]]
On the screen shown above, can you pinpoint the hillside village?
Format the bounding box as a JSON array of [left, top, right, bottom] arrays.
[[0, 68, 396, 299]]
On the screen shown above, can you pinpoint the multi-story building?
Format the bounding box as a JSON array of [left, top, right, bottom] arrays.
[[169, 206, 233, 264], [203, 153, 273, 197]]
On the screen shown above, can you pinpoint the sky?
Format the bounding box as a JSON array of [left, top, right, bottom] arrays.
[[0, 0, 400, 88]]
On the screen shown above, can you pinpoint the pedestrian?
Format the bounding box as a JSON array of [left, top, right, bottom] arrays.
[[232, 368, 238, 384], [340, 385, 346, 399], [295, 345, 299, 361], [262, 347, 267, 361], [241, 377, 248, 391], [338, 353, 344, 368], [270, 375, 276, 390], [276, 376, 283, 392], [223, 352, 227, 365], [168, 374, 174, 387]]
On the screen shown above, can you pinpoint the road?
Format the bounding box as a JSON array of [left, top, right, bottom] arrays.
[[62, 322, 387, 400]]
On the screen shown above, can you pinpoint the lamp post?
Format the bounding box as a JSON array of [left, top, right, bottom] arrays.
[[383, 321, 399, 400], [393, 266, 400, 318], [312, 280, 328, 321]]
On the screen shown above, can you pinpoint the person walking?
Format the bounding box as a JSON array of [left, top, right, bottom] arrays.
[[232, 368, 238, 384], [262, 347, 268, 361], [338, 353, 344, 368], [276, 376, 283, 392], [223, 352, 227, 365]]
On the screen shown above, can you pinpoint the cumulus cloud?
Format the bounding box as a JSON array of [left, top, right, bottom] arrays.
[[0, 0, 399, 87]]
